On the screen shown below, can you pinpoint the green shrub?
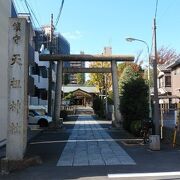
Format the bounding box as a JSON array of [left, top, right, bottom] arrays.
[[122, 118, 131, 131], [119, 65, 149, 131], [130, 120, 142, 136], [93, 96, 104, 118]]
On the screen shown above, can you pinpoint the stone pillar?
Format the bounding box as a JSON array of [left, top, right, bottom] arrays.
[[111, 60, 122, 127], [0, 0, 11, 149], [6, 18, 28, 160], [53, 60, 63, 127]]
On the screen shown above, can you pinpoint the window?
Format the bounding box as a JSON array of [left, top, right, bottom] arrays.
[[159, 77, 164, 88], [165, 76, 171, 87]]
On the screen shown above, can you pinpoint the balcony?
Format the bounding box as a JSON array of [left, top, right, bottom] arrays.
[[31, 75, 48, 90]]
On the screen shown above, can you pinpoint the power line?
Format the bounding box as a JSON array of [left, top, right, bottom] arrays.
[[157, 0, 178, 24], [14, 0, 21, 12], [24, 0, 41, 28], [21, 0, 28, 13], [29, 0, 42, 27], [23, 0, 36, 27], [55, 0, 65, 28]]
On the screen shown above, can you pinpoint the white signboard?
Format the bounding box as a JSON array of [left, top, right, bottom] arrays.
[[6, 18, 28, 160]]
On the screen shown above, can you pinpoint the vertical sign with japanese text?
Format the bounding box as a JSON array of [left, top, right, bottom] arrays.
[[6, 18, 28, 160]]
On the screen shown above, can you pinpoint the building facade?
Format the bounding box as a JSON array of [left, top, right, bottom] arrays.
[[158, 59, 180, 110], [68, 51, 85, 84], [62, 85, 98, 107], [29, 26, 70, 113], [168, 59, 180, 100]]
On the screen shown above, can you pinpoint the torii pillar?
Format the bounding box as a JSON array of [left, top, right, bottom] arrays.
[[111, 60, 122, 127]]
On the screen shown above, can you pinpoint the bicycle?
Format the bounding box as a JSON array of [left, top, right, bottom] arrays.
[[140, 120, 153, 144]]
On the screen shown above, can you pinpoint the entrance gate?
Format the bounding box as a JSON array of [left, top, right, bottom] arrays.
[[40, 54, 134, 127], [4, 18, 133, 162]]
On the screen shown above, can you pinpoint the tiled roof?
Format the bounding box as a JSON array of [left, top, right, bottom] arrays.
[[167, 58, 180, 69], [157, 63, 171, 72], [62, 85, 99, 93]]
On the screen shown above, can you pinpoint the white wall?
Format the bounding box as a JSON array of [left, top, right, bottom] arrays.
[[0, 0, 11, 146]]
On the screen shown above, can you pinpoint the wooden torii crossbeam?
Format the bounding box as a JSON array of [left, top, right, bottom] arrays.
[[63, 67, 112, 73], [39, 54, 134, 62]]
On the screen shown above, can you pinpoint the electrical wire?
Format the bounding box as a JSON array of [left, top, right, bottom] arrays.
[[30, 0, 42, 27], [157, 0, 178, 25], [23, 0, 36, 27], [55, 0, 65, 28], [21, 0, 28, 13], [13, 0, 21, 12], [24, 0, 41, 29]]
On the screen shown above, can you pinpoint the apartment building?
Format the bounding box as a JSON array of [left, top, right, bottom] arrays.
[[103, 47, 112, 55], [29, 26, 70, 111], [68, 51, 85, 84]]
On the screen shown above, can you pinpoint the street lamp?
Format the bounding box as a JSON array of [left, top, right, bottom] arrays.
[[126, 37, 152, 120]]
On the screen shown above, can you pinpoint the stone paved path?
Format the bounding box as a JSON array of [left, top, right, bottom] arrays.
[[57, 115, 136, 166]]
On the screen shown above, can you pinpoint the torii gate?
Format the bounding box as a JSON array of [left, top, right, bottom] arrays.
[[40, 54, 134, 127]]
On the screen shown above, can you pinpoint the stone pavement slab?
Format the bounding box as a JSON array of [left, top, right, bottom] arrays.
[[57, 115, 135, 166]]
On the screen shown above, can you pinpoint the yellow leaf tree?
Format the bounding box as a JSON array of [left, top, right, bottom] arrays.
[[88, 61, 112, 93]]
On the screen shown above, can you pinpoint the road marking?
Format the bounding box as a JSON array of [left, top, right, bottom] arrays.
[[30, 138, 143, 145], [108, 171, 180, 178]]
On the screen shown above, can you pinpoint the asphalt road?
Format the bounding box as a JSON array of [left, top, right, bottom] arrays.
[[1, 114, 180, 180]]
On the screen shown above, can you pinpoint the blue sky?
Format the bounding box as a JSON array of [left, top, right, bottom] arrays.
[[14, 0, 180, 65]]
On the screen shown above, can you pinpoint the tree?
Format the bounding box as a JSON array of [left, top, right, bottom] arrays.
[[85, 79, 93, 86], [119, 65, 149, 132], [75, 73, 85, 84], [117, 62, 143, 78], [88, 61, 112, 92], [157, 46, 180, 64], [63, 74, 70, 85], [143, 66, 153, 86], [118, 62, 143, 94], [64, 92, 75, 105]]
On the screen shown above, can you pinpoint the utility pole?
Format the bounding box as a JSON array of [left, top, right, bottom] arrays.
[[48, 14, 53, 116], [153, 18, 160, 135]]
